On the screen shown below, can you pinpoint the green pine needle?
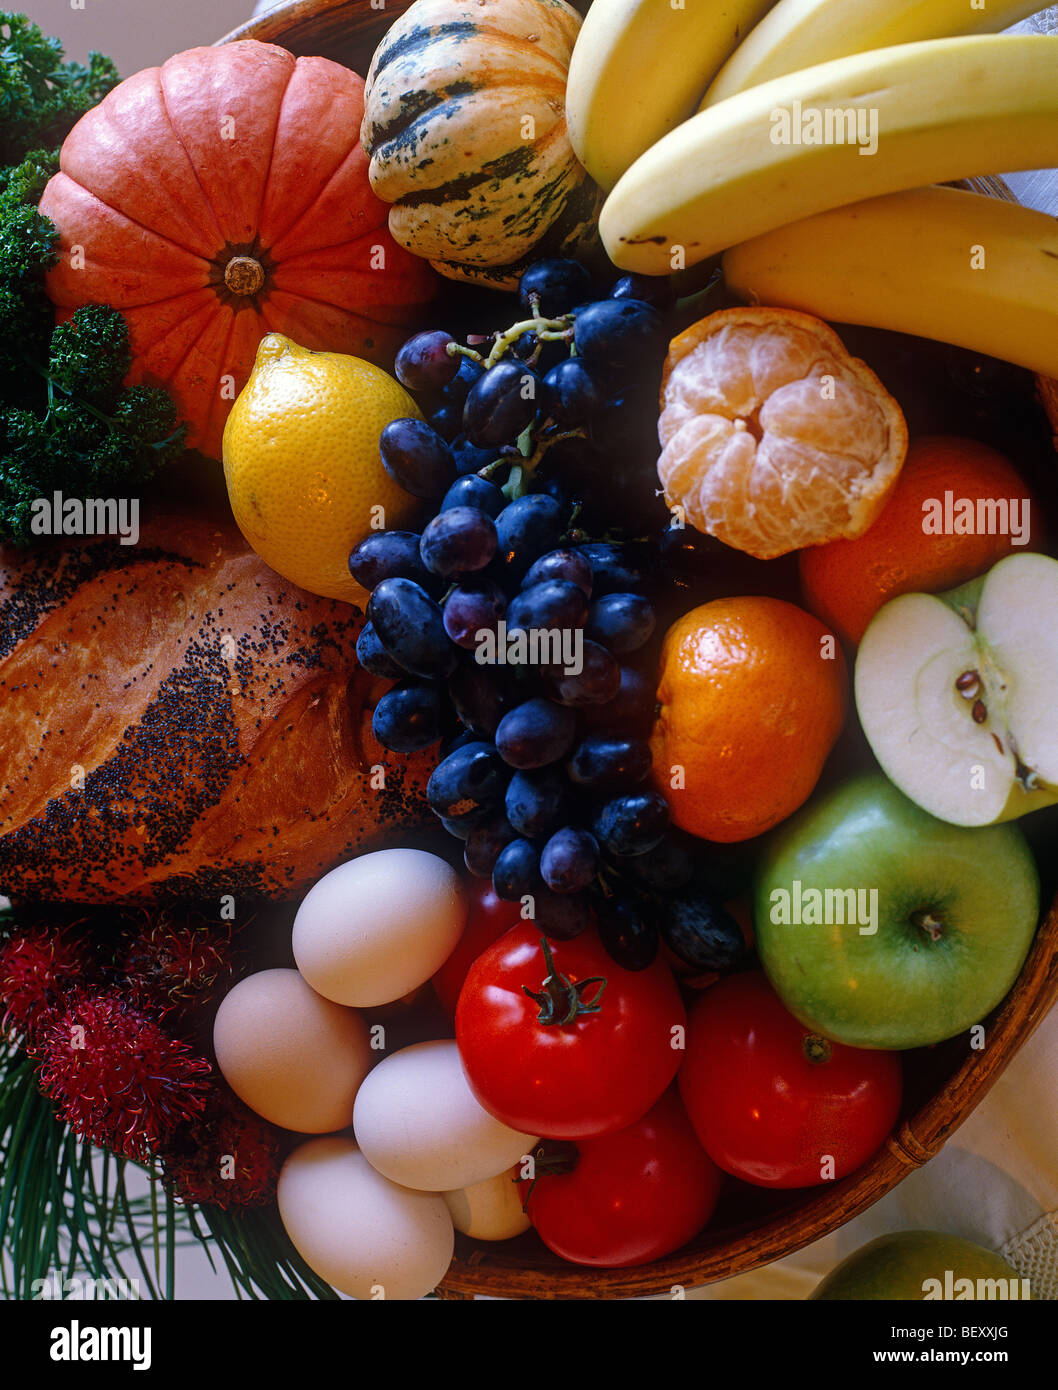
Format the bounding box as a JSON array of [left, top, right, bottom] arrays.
[[0, 1041, 339, 1300]]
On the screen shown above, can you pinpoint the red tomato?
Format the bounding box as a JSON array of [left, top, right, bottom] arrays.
[[520, 1087, 722, 1268], [678, 972, 902, 1189], [456, 924, 686, 1139], [432, 881, 523, 1017]]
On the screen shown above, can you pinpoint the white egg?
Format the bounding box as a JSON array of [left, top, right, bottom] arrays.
[[292, 848, 467, 1007], [213, 968, 372, 1133], [444, 1166, 532, 1241], [353, 1039, 535, 1191], [278, 1136, 454, 1300]]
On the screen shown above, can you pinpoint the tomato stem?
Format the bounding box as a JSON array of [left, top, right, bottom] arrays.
[[518, 1138, 580, 1212], [522, 937, 607, 1026]]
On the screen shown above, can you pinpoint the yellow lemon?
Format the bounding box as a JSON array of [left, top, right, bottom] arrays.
[[222, 334, 422, 606]]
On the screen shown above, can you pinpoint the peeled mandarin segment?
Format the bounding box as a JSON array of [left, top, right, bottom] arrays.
[[657, 307, 908, 559]]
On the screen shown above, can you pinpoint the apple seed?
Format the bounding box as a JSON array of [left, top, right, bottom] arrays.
[[971, 699, 987, 724], [955, 669, 981, 698]]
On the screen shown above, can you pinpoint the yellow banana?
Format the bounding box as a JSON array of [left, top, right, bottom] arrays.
[[600, 35, 1058, 276], [565, 0, 777, 192], [703, 0, 1045, 106], [722, 185, 1058, 380]]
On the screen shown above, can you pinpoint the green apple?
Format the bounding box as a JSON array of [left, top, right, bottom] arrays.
[[855, 552, 1058, 826], [810, 1230, 1029, 1300], [754, 774, 1039, 1049]]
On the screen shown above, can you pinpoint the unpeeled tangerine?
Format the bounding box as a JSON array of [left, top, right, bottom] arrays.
[[657, 307, 908, 559]]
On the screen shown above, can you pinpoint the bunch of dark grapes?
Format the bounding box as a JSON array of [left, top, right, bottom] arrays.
[[351, 259, 746, 975]]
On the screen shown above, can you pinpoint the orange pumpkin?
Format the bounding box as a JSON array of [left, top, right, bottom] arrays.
[[38, 41, 437, 461]]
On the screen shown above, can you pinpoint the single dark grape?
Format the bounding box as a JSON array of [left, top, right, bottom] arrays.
[[419, 506, 497, 576], [492, 838, 543, 902], [530, 888, 593, 941], [440, 810, 488, 841], [355, 621, 405, 679], [523, 547, 593, 596], [551, 639, 622, 706], [510, 330, 568, 375], [442, 577, 508, 649], [579, 665, 656, 734], [609, 273, 676, 311], [443, 356, 486, 406], [660, 891, 748, 972], [495, 698, 576, 769], [504, 767, 575, 840], [538, 473, 573, 514], [441, 474, 506, 518], [447, 660, 509, 735], [542, 357, 602, 426], [439, 728, 481, 760], [593, 791, 670, 858], [506, 579, 589, 635], [567, 735, 652, 792], [620, 831, 699, 892], [379, 418, 456, 498], [540, 827, 599, 894], [464, 818, 519, 878], [452, 434, 499, 476], [371, 680, 443, 753], [586, 593, 656, 654], [574, 541, 649, 595], [573, 299, 666, 381], [427, 741, 509, 820], [493, 494, 566, 584], [596, 896, 659, 971], [510, 330, 537, 362], [395, 330, 460, 392], [349, 530, 432, 592], [519, 258, 593, 318], [463, 361, 541, 447], [368, 578, 457, 679], [429, 400, 464, 443]]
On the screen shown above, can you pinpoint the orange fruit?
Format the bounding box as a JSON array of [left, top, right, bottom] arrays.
[[799, 435, 1041, 644], [650, 596, 846, 843], [657, 307, 908, 559]]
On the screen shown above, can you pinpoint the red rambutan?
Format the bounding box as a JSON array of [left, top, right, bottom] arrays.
[[0, 924, 96, 1051], [118, 910, 236, 1019], [160, 1084, 281, 1210], [36, 991, 212, 1162]]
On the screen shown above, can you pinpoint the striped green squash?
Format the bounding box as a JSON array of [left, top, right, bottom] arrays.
[[361, 0, 602, 288]]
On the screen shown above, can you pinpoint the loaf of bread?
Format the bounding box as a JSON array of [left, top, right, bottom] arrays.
[[0, 511, 432, 903]]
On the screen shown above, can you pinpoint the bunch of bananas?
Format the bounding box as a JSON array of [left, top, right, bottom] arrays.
[[566, 0, 1058, 378]]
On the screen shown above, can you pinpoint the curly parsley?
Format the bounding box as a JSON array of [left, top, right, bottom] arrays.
[[0, 14, 186, 546]]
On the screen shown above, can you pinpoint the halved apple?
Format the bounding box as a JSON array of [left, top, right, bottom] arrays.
[[855, 552, 1058, 826]]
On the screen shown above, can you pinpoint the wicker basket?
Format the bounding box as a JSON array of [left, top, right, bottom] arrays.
[[217, 0, 1058, 1298]]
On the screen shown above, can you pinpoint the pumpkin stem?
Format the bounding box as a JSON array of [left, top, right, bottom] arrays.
[[224, 256, 265, 297]]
